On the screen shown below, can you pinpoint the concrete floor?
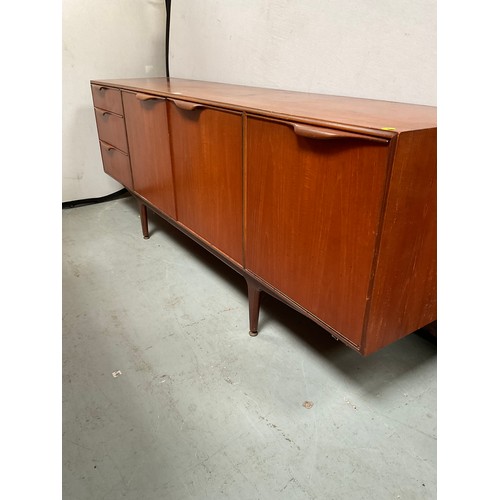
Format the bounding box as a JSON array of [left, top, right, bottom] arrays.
[[62, 196, 437, 500]]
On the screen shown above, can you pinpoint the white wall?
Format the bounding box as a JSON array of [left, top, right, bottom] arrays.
[[62, 0, 167, 202], [170, 0, 436, 105], [62, 0, 436, 201]]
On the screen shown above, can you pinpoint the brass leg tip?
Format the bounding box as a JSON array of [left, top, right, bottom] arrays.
[[249, 330, 258, 337], [143, 236, 150, 240]]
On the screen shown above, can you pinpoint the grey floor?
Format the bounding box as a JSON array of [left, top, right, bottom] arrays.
[[62, 196, 437, 500]]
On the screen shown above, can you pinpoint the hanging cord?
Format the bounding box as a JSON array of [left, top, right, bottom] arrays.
[[165, 0, 172, 78]]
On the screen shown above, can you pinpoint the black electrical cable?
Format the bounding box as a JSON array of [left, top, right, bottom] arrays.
[[165, 0, 172, 78], [62, 188, 130, 209]]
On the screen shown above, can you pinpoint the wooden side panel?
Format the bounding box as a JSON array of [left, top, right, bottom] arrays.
[[122, 91, 176, 219], [246, 117, 390, 346], [363, 128, 437, 355], [168, 102, 243, 265]]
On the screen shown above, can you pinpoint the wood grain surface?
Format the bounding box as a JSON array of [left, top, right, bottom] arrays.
[[246, 116, 391, 346], [122, 91, 177, 219], [362, 128, 437, 354], [99, 141, 133, 190], [168, 101, 243, 265], [91, 78, 436, 134]]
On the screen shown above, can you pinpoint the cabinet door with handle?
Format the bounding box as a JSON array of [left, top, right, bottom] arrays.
[[167, 100, 243, 266], [122, 91, 176, 219], [246, 117, 391, 346]]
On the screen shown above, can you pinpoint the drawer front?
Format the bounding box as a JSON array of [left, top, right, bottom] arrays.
[[246, 117, 390, 345], [91, 84, 123, 115], [99, 141, 133, 189], [94, 109, 128, 153]]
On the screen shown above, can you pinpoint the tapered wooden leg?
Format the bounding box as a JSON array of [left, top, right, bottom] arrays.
[[139, 202, 149, 239], [247, 278, 262, 336]]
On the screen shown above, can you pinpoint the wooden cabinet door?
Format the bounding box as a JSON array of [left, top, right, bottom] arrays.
[[168, 101, 243, 266], [246, 117, 391, 346], [122, 91, 176, 219]]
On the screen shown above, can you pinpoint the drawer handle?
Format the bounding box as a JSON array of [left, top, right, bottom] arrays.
[[135, 93, 164, 102], [98, 86, 108, 92], [102, 143, 127, 155], [292, 123, 388, 143], [170, 99, 203, 111]]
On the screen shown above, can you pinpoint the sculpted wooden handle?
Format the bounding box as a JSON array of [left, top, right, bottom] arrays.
[[170, 99, 203, 111], [135, 93, 164, 102], [292, 123, 388, 143]]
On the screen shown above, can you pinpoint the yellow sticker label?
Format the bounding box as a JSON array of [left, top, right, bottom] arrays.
[[381, 127, 396, 131]]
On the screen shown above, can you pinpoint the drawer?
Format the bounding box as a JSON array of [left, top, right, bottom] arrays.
[[91, 84, 123, 115], [94, 108, 128, 153], [99, 141, 133, 189]]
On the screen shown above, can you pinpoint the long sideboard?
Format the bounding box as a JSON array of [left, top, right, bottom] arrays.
[[91, 77, 437, 356]]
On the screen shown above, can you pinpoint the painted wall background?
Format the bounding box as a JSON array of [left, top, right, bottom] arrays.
[[62, 0, 167, 202], [62, 0, 436, 201]]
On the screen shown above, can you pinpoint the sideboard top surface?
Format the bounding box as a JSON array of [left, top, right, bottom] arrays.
[[91, 77, 436, 134]]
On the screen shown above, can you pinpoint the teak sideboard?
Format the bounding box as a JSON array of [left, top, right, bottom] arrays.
[[90, 77, 437, 356]]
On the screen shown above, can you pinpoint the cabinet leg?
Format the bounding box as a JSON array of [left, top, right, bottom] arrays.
[[139, 202, 149, 239], [247, 278, 262, 337]]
